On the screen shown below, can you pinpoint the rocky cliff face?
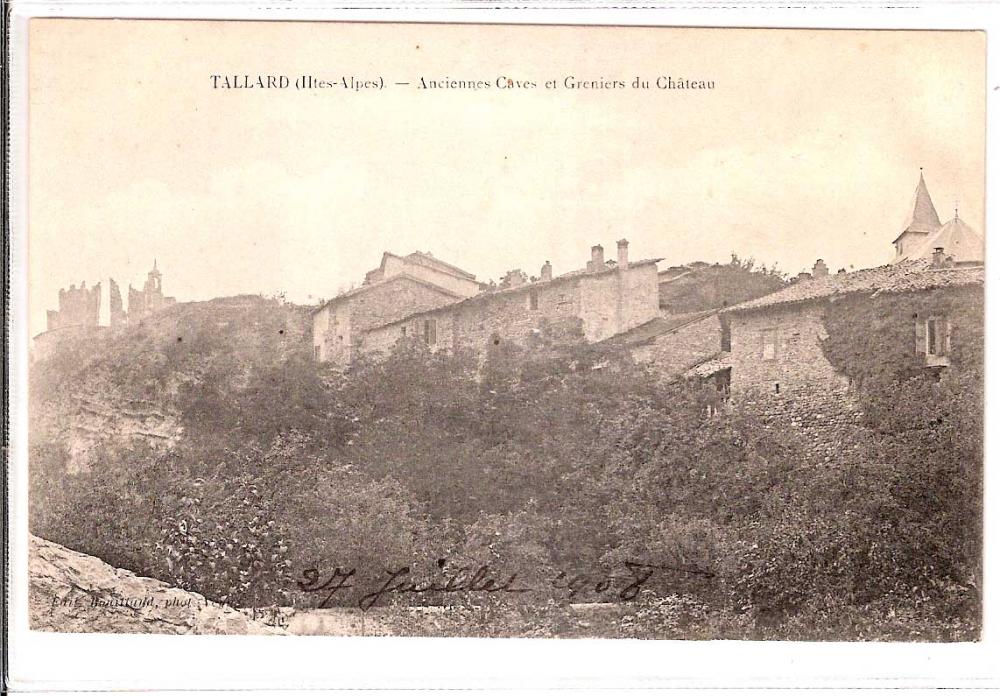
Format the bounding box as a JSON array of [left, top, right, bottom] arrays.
[[29, 535, 286, 634]]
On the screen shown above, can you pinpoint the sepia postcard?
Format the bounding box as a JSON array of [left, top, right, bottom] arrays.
[[5, 5, 999, 692]]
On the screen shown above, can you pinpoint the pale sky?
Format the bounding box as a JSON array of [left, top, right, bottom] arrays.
[[28, 21, 985, 337]]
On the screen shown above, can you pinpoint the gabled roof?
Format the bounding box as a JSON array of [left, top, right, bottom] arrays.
[[312, 273, 463, 314], [898, 214, 985, 265], [402, 251, 477, 280], [893, 172, 942, 242], [723, 259, 983, 314]]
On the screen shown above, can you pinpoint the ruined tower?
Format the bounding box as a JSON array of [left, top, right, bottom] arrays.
[[46, 281, 101, 331]]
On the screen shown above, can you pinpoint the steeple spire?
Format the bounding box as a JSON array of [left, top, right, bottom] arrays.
[[905, 169, 942, 234]]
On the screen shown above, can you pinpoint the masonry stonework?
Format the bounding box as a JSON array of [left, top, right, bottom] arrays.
[[631, 312, 724, 380], [728, 302, 864, 458], [357, 260, 660, 363], [312, 277, 461, 365]]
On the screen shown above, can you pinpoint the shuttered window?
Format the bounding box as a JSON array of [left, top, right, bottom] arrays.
[[916, 315, 951, 359]]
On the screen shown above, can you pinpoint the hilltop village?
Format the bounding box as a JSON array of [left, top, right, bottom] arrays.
[[38, 172, 985, 430], [310, 173, 983, 419]]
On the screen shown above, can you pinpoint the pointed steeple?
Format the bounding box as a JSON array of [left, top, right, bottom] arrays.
[[905, 170, 942, 234]]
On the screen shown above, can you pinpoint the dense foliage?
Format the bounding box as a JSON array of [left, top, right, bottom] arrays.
[[30, 290, 982, 639], [659, 255, 787, 314]]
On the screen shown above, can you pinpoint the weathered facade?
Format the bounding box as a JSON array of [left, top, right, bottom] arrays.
[[312, 275, 465, 364], [723, 174, 985, 451], [312, 251, 481, 365], [356, 241, 661, 362]]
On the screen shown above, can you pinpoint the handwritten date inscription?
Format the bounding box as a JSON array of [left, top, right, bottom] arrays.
[[298, 560, 713, 610]]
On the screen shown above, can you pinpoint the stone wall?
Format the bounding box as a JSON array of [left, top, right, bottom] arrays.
[[359, 264, 659, 362], [359, 278, 584, 358], [578, 264, 659, 342], [632, 312, 724, 380], [313, 277, 460, 365], [47, 282, 101, 331], [727, 302, 864, 458]]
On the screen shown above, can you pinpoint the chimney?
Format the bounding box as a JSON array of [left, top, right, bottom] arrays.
[[617, 239, 629, 269], [540, 261, 552, 282], [932, 247, 945, 268], [812, 259, 829, 278], [588, 244, 605, 272]]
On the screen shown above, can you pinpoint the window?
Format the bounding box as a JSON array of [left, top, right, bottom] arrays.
[[401, 326, 407, 336], [314, 345, 321, 359], [528, 289, 539, 311], [926, 315, 950, 356], [760, 328, 779, 361], [917, 314, 951, 367], [423, 319, 437, 345]]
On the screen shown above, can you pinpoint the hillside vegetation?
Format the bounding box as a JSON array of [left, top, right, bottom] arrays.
[[29, 292, 981, 640]]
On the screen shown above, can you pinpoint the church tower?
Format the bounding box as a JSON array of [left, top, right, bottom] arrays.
[[893, 170, 942, 262]]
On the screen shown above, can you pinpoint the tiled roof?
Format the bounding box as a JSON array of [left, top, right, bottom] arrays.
[[599, 309, 718, 347], [723, 259, 984, 314]]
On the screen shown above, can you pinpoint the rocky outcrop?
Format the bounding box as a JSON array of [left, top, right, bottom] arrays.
[[29, 535, 284, 635]]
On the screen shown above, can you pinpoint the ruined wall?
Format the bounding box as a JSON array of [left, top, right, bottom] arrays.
[[632, 313, 724, 380], [727, 302, 863, 458], [109, 279, 127, 328], [47, 282, 101, 331]]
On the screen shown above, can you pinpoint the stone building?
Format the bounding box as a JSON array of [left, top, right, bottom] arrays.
[[343, 240, 661, 365], [46, 281, 101, 331], [312, 251, 481, 365], [722, 173, 984, 444], [127, 260, 176, 325]]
